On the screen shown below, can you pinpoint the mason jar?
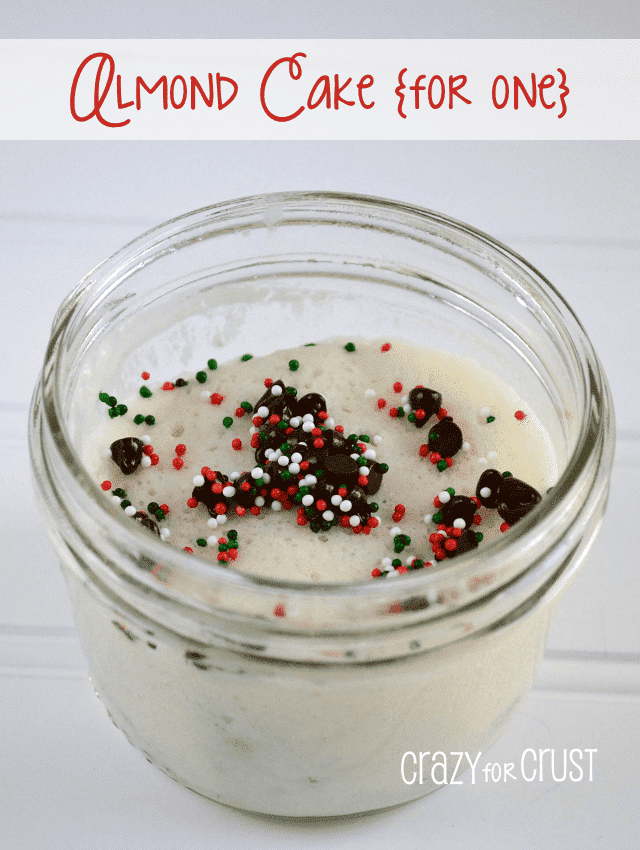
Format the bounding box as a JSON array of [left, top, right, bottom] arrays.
[[29, 192, 614, 817]]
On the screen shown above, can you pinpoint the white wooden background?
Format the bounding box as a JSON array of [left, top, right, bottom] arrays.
[[1, 141, 638, 848]]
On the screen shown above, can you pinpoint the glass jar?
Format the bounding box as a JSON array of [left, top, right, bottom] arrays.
[[29, 192, 614, 817]]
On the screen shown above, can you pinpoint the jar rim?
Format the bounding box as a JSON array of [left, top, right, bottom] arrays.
[[33, 190, 615, 634]]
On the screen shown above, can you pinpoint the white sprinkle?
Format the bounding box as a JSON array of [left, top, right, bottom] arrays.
[[141, 456, 151, 468], [401, 395, 409, 404], [141, 435, 151, 445], [124, 505, 136, 516], [302, 494, 314, 506], [406, 555, 416, 566], [228, 471, 240, 481], [200, 390, 210, 399], [289, 416, 302, 428], [340, 500, 352, 512], [251, 467, 263, 479], [193, 474, 205, 486], [206, 535, 218, 546], [350, 453, 360, 461], [453, 518, 466, 529], [424, 514, 432, 524], [403, 404, 411, 413], [372, 515, 381, 524], [302, 413, 314, 423], [390, 526, 402, 536], [331, 494, 342, 506], [222, 486, 236, 498], [216, 514, 227, 525], [325, 417, 335, 428], [271, 385, 283, 396], [207, 517, 218, 529], [302, 421, 314, 432], [258, 406, 269, 417], [288, 462, 300, 474], [304, 474, 317, 486], [365, 388, 375, 397], [322, 510, 334, 521], [373, 434, 383, 445], [349, 515, 360, 527], [480, 406, 490, 417], [249, 426, 258, 435], [265, 448, 274, 460], [480, 486, 492, 499], [462, 442, 471, 451], [254, 496, 265, 507], [364, 449, 376, 460], [112, 496, 122, 505], [277, 455, 289, 467], [262, 473, 271, 484], [438, 490, 451, 503], [271, 501, 282, 511], [291, 452, 302, 463], [160, 528, 171, 540], [478, 457, 488, 467], [359, 466, 370, 476], [382, 557, 392, 567], [104, 448, 112, 458], [488, 451, 498, 461], [386, 569, 400, 578], [271, 448, 282, 460]]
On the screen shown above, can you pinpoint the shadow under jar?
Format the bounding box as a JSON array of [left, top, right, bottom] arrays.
[[29, 192, 614, 817]]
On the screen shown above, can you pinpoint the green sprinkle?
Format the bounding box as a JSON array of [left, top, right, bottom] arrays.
[[370, 502, 379, 512], [344, 342, 356, 352], [315, 469, 324, 479], [196, 371, 207, 384], [117, 404, 128, 416], [276, 420, 288, 431], [380, 463, 389, 474], [392, 558, 402, 567], [255, 477, 265, 487], [280, 470, 293, 482], [288, 359, 300, 372], [487, 416, 495, 423], [394, 543, 405, 553], [175, 379, 188, 388], [228, 530, 238, 540], [147, 502, 159, 512], [108, 407, 118, 418], [432, 511, 443, 523], [407, 412, 416, 423], [437, 459, 448, 471], [285, 386, 297, 397], [241, 354, 253, 362], [197, 539, 207, 547], [348, 433, 358, 442], [304, 342, 316, 347], [358, 434, 370, 443], [155, 510, 165, 521], [396, 407, 405, 418], [223, 416, 233, 428], [108, 396, 117, 408], [134, 414, 144, 425], [240, 401, 253, 412], [140, 386, 152, 398], [446, 487, 455, 496], [402, 535, 411, 544], [121, 499, 131, 510], [227, 541, 238, 550], [503, 471, 512, 478], [113, 488, 126, 498], [475, 532, 484, 542], [207, 358, 218, 370], [145, 415, 155, 426], [280, 442, 292, 454], [98, 392, 110, 404], [357, 457, 368, 467], [413, 559, 424, 569]]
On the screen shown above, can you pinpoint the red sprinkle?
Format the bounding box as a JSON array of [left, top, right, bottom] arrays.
[[296, 516, 307, 526], [396, 565, 408, 574], [429, 533, 444, 544], [377, 398, 387, 409], [264, 378, 273, 388], [187, 497, 198, 508], [339, 516, 351, 528], [381, 343, 391, 352], [183, 547, 193, 554], [473, 514, 482, 525], [311, 427, 322, 437], [316, 499, 327, 512], [515, 410, 526, 420], [352, 524, 363, 534], [434, 548, 447, 561], [338, 487, 348, 497], [172, 457, 184, 470], [214, 502, 227, 515], [101, 480, 112, 491], [232, 438, 243, 451], [451, 527, 463, 538], [367, 517, 379, 528], [444, 538, 457, 552], [250, 434, 260, 448], [437, 408, 448, 420], [313, 438, 325, 449], [143, 444, 154, 456], [162, 381, 175, 391], [430, 452, 441, 464], [393, 382, 403, 393], [150, 454, 159, 466], [211, 482, 223, 494], [160, 504, 169, 514], [500, 522, 510, 533], [415, 409, 426, 420], [433, 496, 442, 508], [210, 393, 224, 405], [299, 461, 309, 470], [419, 444, 429, 458], [175, 444, 186, 456], [235, 407, 245, 418], [371, 568, 382, 577], [249, 506, 260, 516], [362, 525, 371, 535], [394, 504, 406, 516], [141, 371, 150, 380], [335, 425, 344, 433], [317, 411, 329, 421], [273, 604, 285, 617], [389, 408, 398, 418], [227, 548, 238, 560], [252, 416, 264, 427], [217, 552, 229, 563], [235, 506, 247, 516], [287, 485, 298, 496], [358, 475, 369, 487], [269, 414, 280, 425], [445, 457, 454, 468]]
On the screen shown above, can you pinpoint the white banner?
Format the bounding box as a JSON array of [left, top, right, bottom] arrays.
[[1, 40, 638, 139]]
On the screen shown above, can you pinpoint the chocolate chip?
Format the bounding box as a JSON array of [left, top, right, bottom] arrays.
[[427, 417, 463, 457], [439, 495, 477, 528], [408, 387, 442, 425], [110, 437, 144, 475], [133, 511, 160, 536], [361, 460, 384, 496], [449, 527, 479, 556], [323, 453, 360, 487], [295, 392, 327, 418], [476, 468, 504, 508], [496, 477, 541, 525]]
